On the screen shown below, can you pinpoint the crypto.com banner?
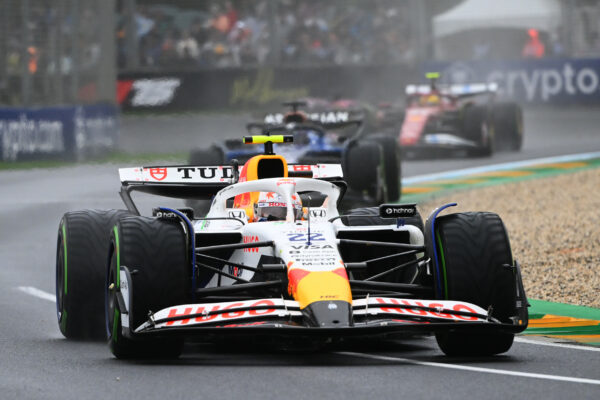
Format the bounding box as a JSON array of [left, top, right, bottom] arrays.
[[426, 58, 600, 105], [0, 104, 118, 162]]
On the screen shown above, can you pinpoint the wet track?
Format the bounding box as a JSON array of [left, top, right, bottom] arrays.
[[1, 108, 600, 398]]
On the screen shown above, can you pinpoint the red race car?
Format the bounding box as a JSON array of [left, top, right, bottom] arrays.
[[380, 73, 523, 158]]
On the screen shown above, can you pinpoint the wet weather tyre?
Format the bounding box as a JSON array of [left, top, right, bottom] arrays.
[[433, 212, 517, 356], [107, 216, 191, 359], [463, 105, 493, 157], [493, 102, 523, 151], [187, 146, 225, 216], [56, 209, 132, 340], [368, 134, 402, 202], [342, 141, 382, 200]]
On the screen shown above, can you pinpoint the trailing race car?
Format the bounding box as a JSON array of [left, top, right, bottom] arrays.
[[56, 135, 528, 359], [189, 101, 402, 211], [379, 73, 523, 158]]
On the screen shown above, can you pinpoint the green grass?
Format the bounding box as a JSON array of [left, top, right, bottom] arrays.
[[0, 151, 188, 171]]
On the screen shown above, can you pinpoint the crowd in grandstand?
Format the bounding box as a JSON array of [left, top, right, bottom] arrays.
[[117, 0, 415, 69]]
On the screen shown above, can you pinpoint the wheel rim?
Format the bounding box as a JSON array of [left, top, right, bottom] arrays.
[[106, 253, 117, 339]]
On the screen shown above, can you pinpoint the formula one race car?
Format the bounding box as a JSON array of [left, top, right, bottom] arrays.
[[379, 73, 524, 158], [56, 135, 528, 359], [189, 101, 402, 211]]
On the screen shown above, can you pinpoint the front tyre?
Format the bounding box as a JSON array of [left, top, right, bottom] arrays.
[[106, 216, 191, 359], [56, 209, 131, 340], [433, 212, 518, 356]]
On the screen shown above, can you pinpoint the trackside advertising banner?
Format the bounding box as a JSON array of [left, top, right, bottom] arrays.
[[117, 65, 417, 112], [426, 58, 600, 105], [0, 104, 118, 161]]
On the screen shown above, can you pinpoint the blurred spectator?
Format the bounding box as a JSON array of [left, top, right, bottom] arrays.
[[116, 0, 416, 69], [522, 28, 545, 58]]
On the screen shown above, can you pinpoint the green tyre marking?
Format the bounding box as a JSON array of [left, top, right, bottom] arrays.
[[112, 310, 119, 343], [62, 223, 67, 295], [435, 231, 448, 299], [60, 310, 67, 332], [112, 225, 120, 342]]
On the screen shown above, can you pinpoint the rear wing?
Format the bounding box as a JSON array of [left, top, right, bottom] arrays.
[[118, 163, 345, 215], [264, 111, 351, 125], [405, 82, 498, 97]]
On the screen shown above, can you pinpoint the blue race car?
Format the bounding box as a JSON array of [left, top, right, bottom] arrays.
[[189, 101, 402, 211]]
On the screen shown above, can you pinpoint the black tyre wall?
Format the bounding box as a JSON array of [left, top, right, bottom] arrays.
[[56, 209, 131, 340], [367, 133, 402, 202], [113, 216, 191, 332], [342, 140, 381, 198], [493, 102, 523, 151], [433, 212, 517, 356], [463, 105, 493, 157]]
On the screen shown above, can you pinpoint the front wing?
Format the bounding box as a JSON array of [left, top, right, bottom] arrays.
[[131, 297, 527, 338]]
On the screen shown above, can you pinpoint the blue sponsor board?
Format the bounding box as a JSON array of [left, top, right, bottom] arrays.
[[425, 58, 600, 105], [0, 104, 118, 161]]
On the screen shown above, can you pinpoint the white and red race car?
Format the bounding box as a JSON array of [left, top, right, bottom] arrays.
[[379, 73, 523, 158], [55, 135, 528, 358]]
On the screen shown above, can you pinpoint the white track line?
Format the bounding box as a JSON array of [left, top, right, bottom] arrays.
[[515, 337, 600, 352], [18, 286, 55, 302], [337, 351, 600, 385], [403, 151, 600, 185]]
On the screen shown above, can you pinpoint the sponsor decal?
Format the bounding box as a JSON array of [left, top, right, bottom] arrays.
[[164, 299, 277, 326], [177, 166, 234, 181], [243, 235, 260, 253], [277, 178, 296, 186], [309, 208, 327, 218], [372, 298, 480, 321], [379, 204, 417, 218], [147, 167, 167, 181], [292, 165, 312, 171], [130, 78, 181, 107], [228, 210, 246, 219], [0, 114, 64, 161], [230, 69, 309, 106]]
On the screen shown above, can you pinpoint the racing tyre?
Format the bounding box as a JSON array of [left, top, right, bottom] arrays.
[[463, 105, 493, 157], [493, 102, 523, 151], [56, 209, 132, 340], [187, 146, 225, 216], [368, 133, 402, 202], [433, 212, 517, 356], [342, 141, 383, 201], [107, 216, 191, 359]]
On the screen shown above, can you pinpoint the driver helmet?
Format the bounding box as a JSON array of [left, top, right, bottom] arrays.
[[253, 192, 303, 221]]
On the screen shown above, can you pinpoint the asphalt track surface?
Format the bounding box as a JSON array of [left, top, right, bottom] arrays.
[[2, 108, 600, 399]]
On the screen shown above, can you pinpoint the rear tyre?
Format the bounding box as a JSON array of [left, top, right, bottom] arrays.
[[493, 102, 523, 151], [342, 141, 383, 201], [187, 146, 225, 216], [368, 134, 402, 202], [56, 209, 131, 340], [463, 105, 493, 157], [107, 216, 191, 359], [433, 212, 517, 356]]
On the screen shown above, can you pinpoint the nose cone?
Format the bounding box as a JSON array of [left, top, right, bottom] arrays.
[[288, 267, 353, 327], [303, 300, 352, 328]]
